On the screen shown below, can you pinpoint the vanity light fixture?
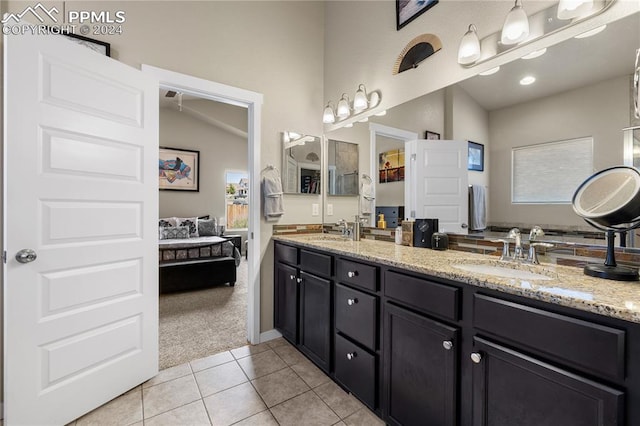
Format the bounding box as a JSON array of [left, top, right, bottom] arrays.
[[520, 75, 536, 85], [574, 24, 606, 38], [478, 66, 501, 76], [323, 102, 336, 124], [353, 84, 369, 112], [501, 0, 530, 45], [557, 0, 594, 20], [521, 48, 547, 59], [336, 93, 351, 119], [457, 24, 481, 65]]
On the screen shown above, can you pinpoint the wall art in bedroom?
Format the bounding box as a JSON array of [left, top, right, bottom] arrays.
[[159, 147, 200, 191]]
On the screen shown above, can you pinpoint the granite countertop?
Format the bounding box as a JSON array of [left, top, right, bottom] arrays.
[[273, 234, 640, 324]]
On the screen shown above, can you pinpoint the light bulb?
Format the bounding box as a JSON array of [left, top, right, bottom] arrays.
[[323, 103, 335, 124], [501, 0, 530, 45], [458, 24, 481, 65], [353, 84, 368, 112], [557, 0, 593, 20], [336, 94, 351, 119]]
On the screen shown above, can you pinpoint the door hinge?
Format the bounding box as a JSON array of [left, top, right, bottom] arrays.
[[410, 210, 416, 218], [2, 250, 6, 264], [251, 232, 254, 239]]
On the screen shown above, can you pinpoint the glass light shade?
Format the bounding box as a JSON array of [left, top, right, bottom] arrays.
[[479, 66, 500, 76], [322, 103, 335, 124], [501, 1, 530, 45], [458, 24, 481, 65], [369, 91, 381, 108], [574, 24, 606, 38], [521, 48, 547, 59], [557, 0, 593, 20], [353, 85, 368, 112], [336, 94, 351, 119]]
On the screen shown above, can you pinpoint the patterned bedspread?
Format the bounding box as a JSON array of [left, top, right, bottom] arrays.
[[159, 236, 241, 266]]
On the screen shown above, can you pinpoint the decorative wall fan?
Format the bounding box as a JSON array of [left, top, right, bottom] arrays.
[[393, 33, 442, 75]]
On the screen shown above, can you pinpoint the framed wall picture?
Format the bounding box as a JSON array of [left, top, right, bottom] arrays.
[[468, 141, 484, 172], [61, 32, 111, 56], [425, 130, 440, 140], [159, 147, 200, 191], [396, 0, 439, 30]]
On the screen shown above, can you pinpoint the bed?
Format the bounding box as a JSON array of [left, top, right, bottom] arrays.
[[159, 235, 241, 293]]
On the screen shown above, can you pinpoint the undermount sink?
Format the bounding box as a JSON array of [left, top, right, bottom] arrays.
[[304, 235, 352, 243], [452, 263, 554, 281]]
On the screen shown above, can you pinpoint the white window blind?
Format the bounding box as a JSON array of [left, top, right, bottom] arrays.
[[512, 137, 593, 203]]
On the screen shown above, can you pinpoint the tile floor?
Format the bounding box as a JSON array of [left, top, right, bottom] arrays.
[[70, 338, 384, 426]]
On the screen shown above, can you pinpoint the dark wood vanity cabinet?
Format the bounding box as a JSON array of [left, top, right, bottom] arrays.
[[383, 302, 459, 426], [274, 240, 640, 426]]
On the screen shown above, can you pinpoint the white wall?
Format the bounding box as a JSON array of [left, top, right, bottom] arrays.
[[489, 75, 630, 228]]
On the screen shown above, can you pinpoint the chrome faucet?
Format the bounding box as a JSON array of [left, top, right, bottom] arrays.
[[507, 228, 526, 261], [336, 219, 349, 238], [350, 215, 368, 241]]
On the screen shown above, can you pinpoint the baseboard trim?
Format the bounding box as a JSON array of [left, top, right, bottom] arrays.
[[259, 329, 282, 343]]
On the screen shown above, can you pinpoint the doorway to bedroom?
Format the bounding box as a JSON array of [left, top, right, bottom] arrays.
[[157, 89, 250, 370]]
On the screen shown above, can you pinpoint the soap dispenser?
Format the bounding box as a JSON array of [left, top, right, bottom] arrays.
[[377, 213, 387, 229]]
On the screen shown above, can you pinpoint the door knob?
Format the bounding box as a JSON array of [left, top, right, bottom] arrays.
[[347, 298, 358, 306], [296, 278, 303, 283], [347, 271, 358, 278], [346, 352, 357, 360], [290, 274, 295, 280], [15, 249, 37, 264], [442, 340, 453, 350]]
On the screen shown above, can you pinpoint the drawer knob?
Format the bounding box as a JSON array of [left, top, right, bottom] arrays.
[[470, 352, 483, 364], [347, 298, 358, 306], [347, 271, 358, 278], [296, 278, 303, 284], [346, 352, 357, 361], [290, 274, 295, 280], [442, 340, 453, 350]]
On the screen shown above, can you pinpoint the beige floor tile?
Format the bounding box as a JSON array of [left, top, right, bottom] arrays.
[[143, 363, 192, 388], [76, 388, 142, 426], [203, 382, 266, 426], [144, 400, 211, 426], [270, 391, 340, 426], [194, 361, 248, 397], [236, 350, 287, 380], [190, 351, 235, 373], [314, 381, 364, 419], [142, 375, 201, 419], [265, 337, 290, 349], [342, 408, 385, 426], [232, 410, 278, 426], [251, 367, 310, 407], [273, 343, 307, 366], [290, 358, 331, 388], [230, 342, 272, 359]]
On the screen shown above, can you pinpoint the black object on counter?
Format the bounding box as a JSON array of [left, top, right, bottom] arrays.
[[431, 232, 449, 250], [413, 219, 438, 248]]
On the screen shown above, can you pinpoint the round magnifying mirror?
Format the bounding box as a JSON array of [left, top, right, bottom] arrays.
[[572, 166, 640, 281]]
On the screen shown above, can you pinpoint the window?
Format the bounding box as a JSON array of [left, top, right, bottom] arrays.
[[225, 171, 249, 230], [512, 137, 593, 203]]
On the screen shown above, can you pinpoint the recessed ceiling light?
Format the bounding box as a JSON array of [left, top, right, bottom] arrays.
[[375, 110, 387, 116], [521, 48, 547, 60], [520, 76, 536, 85], [575, 24, 606, 39], [479, 66, 500, 76]]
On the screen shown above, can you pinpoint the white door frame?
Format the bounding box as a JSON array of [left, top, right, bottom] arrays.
[[368, 123, 419, 226], [141, 65, 263, 344]]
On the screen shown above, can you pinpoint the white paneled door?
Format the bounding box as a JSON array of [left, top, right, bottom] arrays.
[[4, 30, 159, 424], [405, 140, 469, 234]]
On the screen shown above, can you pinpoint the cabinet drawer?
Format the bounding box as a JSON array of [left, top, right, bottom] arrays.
[[300, 249, 332, 278], [335, 284, 377, 350], [335, 333, 376, 409], [384, 271, 460, 321], [473, 294, 625, 381], [337, 258, 377, 291], [275, 243, 297, 266]]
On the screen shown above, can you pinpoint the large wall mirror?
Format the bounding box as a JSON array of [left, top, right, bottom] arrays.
[[323, 11, 640, 246], [282, 132, 322, 194], [327, 139, 359, 196]]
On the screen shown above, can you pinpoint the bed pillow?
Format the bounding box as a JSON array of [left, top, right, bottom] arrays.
[[198, 219, 217, 236], [160, 226, 189, 240], [176, 217, 199, 238], [159, 217, 177, 228]]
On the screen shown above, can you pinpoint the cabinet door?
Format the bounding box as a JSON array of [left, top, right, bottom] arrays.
[[383, 303, 459, 426], [299, 271, 331, 372], [471, 337, 624, 426], [274, 262, 298, 343]]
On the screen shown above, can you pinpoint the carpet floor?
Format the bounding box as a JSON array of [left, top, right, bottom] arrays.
[[159, 258, 249, 369]]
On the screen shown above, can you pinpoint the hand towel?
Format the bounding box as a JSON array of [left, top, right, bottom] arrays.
[[470, 184, 486, 230], [263, 173, 285, 219], [360, 182, 375, 215]]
